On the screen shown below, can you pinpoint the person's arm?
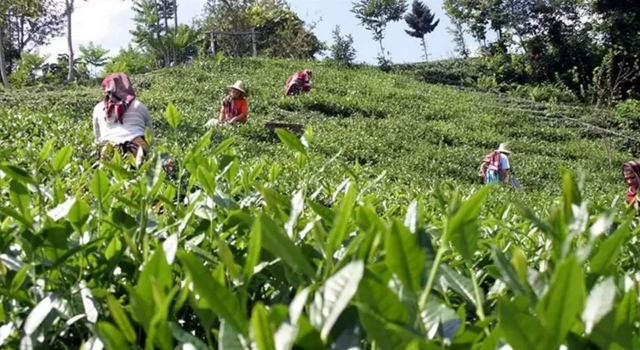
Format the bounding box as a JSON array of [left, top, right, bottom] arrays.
[[500, 155, 511, 182], [219, 105, 226, 122], [230, 114, 247, 123]]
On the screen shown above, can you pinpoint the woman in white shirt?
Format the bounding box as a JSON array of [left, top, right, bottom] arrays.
[[93, 73, 152, 162]]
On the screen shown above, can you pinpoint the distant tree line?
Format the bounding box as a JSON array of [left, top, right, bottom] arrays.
[[441, 0, 640, 105]]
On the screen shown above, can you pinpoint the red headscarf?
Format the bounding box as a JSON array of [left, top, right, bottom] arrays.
[[623, 161, 640, 204], [101, 73, 136, 124]]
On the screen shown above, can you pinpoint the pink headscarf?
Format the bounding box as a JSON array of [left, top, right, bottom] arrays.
[[101, 73, 136, 124]]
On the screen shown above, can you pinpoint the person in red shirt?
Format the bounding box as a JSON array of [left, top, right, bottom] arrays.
[[623, 160, 640, 211], [284, 69, 312, 96], [219, 81, 249, 124]]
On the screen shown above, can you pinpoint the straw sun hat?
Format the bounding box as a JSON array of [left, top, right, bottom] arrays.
[[497, 143, 512, 154], [228, 81, 246, 95]]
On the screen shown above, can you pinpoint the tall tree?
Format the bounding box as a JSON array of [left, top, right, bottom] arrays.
[[64, 0, 74, 82], [404, 0, 439, 61], [161, 0, 170, 64], [200, 0, 323, 59], [0, 0, 40, 89], [447, 16, 469, 58], [132, 0, 166, 67], [330, 25, 357, 66], [352, 0, 407, 62], [79, 41, 109, 77], [173, 0, 178, 64], [0, 19, 9, 88], [6, 0, 64, 68]]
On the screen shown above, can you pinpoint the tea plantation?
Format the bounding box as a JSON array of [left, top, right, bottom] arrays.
[[0, 58, 638, 350]]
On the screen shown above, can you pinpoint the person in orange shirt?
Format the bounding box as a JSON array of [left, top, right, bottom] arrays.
[[218, 81, 249, 124]]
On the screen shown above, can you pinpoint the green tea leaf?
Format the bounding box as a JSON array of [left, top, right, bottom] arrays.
[[276, 129, 306, 155], [259, 214, 316, 279], [197, 166, 216, 198], [166, 102, 181, 130], [308, 200, 335, 223], [420, 296, 461, 342], [385, 220, 425, 294], [178, 251, 249, 335], [52, 145, 74, 173], [310, 261, 364, 341], [0, 206, 30, 227], [215, 137, 236, 155], [582, 277, 616, 334], [439, 265, 482, 307], [511, 248, 529, 290], [251, 303, 275, 350], [562, 169, 582, 224], [498, 297, 547, 350], [357, 307, 408, 350], [106, 295, 137, 343], [218, 238, 241, 281], [137, 247, 173, 304], [491, 247, 527, 296], [90, 169, 110, 204], [591, 221, 630, 275], [97, 321, 129, 350], [10, 265, 29, 294], [145, 284, 177, 350], [327, 182, 357, 258], [538, 256, 585, 347], [168, 322, 208, 350], [68, 197, 90, 230], [244, 218, 262, 283], [0, 164, 35, 185], [356, 268, 410, 324], [404, 200, 419, 234], [447, 187, 489, 263], [37, 137, 57, 167], [24, 293, 56, 335], [9, 180, 31, 222], [219, 320, 251, 350]]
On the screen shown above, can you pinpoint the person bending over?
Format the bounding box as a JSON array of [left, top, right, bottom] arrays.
[[93, 72, 152, 165]]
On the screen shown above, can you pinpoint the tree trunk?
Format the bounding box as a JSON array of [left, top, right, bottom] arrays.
[[173, 0, 177, 64], [66, 0, 75, 82], [421, 37, 428, 62], [0, 21, 11, 89], [163, 0, 169, 65], [153, 0, 163, 67]]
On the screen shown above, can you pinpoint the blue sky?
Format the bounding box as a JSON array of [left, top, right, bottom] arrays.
[[42, 0, 468, 64]]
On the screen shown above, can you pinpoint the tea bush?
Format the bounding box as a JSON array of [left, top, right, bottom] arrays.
[[613, 99, 640, 131], [0, 57, 639, 350]]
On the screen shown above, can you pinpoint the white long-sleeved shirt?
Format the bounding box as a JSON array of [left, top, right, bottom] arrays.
[[92, 100, 153, 144]]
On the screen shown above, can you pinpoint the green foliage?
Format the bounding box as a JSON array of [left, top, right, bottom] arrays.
[[352, 0, 407, 63], [79, 41, 110, 78], [201, 0, 323, 60], [613, 99, 640, 131], [329, 26, 357, 67], [403, 0, 439, 61], [247, 2, 325, 60], [0, 57, 640, 349], [9, 51, 46, 88], [103, 46, 155, 76]]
